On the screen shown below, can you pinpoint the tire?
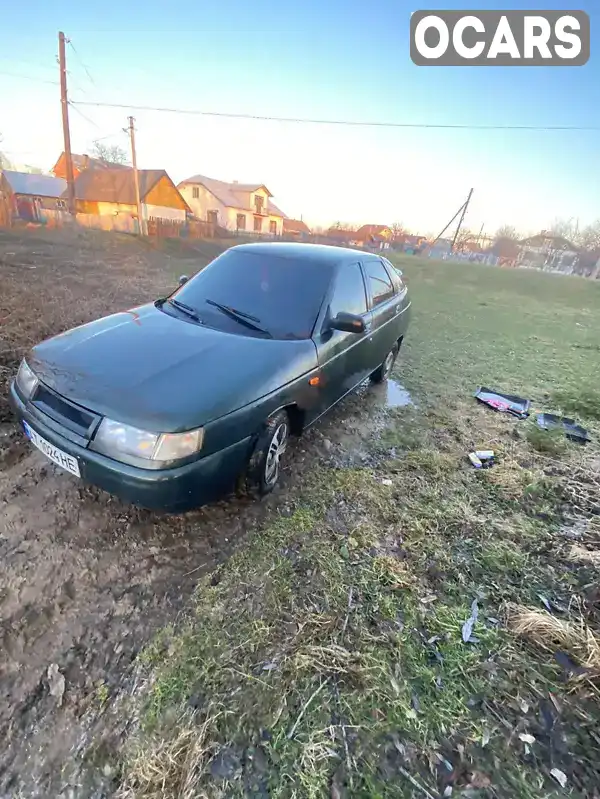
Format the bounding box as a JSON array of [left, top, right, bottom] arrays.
[[370, 344, 398, 384], [245, 411, 290, 496]]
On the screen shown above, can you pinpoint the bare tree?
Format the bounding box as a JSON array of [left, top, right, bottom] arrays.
[[0, 134, 12, 170], [494, 224, 519, 242], [550, 218, 581, 246], [391, 222, 406, 238], [453, 228, 477, 250], [91, 140, 129, 165], [578, 220, 600, 252]]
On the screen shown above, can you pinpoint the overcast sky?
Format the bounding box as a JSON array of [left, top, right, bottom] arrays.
[[1, 0, 598, 235]]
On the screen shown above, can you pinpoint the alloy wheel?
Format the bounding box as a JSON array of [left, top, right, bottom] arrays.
[[264, 421, 288, 486], [382, 350, 395, 379]]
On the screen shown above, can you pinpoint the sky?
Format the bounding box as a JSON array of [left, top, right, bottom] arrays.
[[1, 0, 598, 235]]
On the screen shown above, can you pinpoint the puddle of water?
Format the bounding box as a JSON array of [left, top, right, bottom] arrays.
[[384, 379, 413, 408]]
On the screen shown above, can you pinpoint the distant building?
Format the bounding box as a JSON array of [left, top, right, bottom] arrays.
[[324, 227, 359, 246], [354, 224, 393, 250], [0, 170, 68, 222], [51, 152, 129, 181], [177, 175, 285, 236], [517, 231, 579, 272], [72, 168, 190, 225], [491, 237, 520, 260], [283, 218, 311, 238]]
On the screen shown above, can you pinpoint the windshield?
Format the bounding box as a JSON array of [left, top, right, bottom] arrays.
[[170, 249, 333, 340]]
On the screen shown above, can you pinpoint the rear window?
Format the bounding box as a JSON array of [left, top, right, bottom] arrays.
[[172, 249, 333, 339]]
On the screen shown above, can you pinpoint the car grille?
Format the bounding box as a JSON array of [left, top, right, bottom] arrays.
[[31, 384, 100, 439]]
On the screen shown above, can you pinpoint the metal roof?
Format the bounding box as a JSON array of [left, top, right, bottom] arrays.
[[72, 168, 166, 204], [2, 170, 67, 198], [178, 174, 285, 217]]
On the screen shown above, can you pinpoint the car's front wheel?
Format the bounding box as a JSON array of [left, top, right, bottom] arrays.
[[370, 344, 399, 384], [246, 410, 289, 496]]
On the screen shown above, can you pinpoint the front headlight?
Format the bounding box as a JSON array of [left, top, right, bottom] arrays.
[[16, 359, 39, 400], [92, 418, 204, 469]]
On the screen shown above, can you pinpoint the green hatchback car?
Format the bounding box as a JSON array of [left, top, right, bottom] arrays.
[[10, 242, 411, 511]]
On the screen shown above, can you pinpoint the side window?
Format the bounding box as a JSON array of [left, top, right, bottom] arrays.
[[382, 258, 405, 293], [329, 262, 368, 319], [366, 259, 395, 307]]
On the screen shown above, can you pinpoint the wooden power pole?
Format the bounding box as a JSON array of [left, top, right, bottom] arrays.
[[127, 116, 145, 236], [451, 188, 473, 251], [58, 32, 76, 215]]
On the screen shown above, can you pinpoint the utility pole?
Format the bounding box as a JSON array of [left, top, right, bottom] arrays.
[[127, 116, 145, 235], [451, 188, 473, 252], [477, 222, 484, 247], [58, 32, 76, 215]]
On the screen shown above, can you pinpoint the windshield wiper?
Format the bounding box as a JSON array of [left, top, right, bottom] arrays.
[[205, 299, 272, 337], [168, 298, 203, 323]]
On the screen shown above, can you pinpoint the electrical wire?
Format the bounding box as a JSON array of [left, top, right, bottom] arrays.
[[67, 40, 97, 87], [69, 99, 599, 131], [68, 102, 102, 130], [0, 70, 58, 86]]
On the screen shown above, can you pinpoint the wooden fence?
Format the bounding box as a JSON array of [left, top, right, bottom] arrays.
[[147, 218, 215, 239]]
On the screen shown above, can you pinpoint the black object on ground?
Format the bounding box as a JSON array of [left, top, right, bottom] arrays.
[[474, 387, 531, 419], [536, 413, 591, 444]]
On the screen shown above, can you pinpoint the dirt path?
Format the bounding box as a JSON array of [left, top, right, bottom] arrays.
[[0, 378, 398, 798], [0, 227, 407, 796]]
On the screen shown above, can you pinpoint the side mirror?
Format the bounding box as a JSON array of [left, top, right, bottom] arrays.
[[330, 312, 366, 334], [178, 275, 189, 286]]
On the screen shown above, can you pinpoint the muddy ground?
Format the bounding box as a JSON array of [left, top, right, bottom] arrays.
[[0, 227, 403, 798]]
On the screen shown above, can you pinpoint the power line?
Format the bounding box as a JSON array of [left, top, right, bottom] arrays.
[[69, 102, 125, 143], [68, 101, 101, 130], [70, 100, 599, 131], [67, 40, 97, 88], [0, 69, 58, 86], [0, 57, 57, 73]]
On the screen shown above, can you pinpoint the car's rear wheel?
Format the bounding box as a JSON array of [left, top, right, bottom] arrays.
[[370, 343, 399, 384], [245, 410, 289, 496]]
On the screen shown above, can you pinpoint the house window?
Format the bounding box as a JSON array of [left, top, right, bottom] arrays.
[[269, 220, 277, 235], [207, 210, 218, 224], [236, 214, 246, 230], [192, 187, 199, 199], [254, 216, 263, 233], [254, 195, 264, 214], [56, 199, 67, 210]]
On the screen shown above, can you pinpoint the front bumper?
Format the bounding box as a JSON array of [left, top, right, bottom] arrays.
[[9, 382, 252, 513]]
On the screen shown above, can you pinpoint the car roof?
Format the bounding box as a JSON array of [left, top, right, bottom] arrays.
[[230, 241, 378, 264]]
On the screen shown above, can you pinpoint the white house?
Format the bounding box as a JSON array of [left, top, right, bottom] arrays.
[[178, 174, 286, 235], [517, 232, 579, 273]]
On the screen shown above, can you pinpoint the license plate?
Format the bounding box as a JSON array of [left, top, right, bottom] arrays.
[[23, 421, 81, 478]]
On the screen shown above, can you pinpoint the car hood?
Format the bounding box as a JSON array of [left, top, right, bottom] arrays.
[[29, 303, 317, 431]]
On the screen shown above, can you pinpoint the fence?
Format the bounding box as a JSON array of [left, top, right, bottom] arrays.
[[147, 217, 215, 240]]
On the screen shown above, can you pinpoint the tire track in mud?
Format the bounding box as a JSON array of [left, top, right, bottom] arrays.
[[0, 384, 398, 798]]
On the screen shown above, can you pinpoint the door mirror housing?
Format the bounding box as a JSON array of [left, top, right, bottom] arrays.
[[178, 275, 189, 287], [330, 312, 366, 334]]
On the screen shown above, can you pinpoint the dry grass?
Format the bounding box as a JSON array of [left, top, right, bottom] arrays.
[[508, 606, 600, 676], [117, 711, 219, 799], [567, 545, 600, 567]]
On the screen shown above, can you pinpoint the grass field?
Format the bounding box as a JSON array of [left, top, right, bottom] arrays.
[[117, 258, 600, 798]]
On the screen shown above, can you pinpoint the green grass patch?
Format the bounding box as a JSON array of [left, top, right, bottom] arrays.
[[118, 259, 600, 799]]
